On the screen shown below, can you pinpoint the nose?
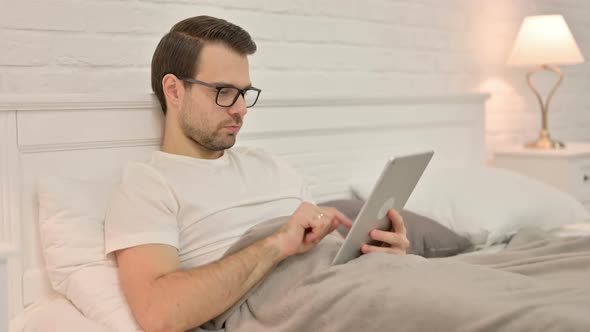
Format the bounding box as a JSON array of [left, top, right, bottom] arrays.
[[227, 93, 247, 117]]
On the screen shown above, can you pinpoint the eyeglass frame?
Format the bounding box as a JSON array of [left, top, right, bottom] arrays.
[[178, 76, 262, 108]]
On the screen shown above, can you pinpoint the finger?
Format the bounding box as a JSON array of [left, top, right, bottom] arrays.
[[388, 209, 406, 236], [304, 227, 326, 245], [305, 208, 326, 230], [306, 207, 324, 223], [305, 231, 326, 246], [304, 213, 332, 244], [369, 229, 410, 249], [312, 209, 337, 234], [301, 226, 319, 246], [369, 229, 407, 247], [304, 231, 316, 243], [316, 209, 341, 234], [304, 222, 322, 243], [318, 213, 335, 237], [322, 207, 353, 228], [327, 218, 340, 233], [361, 244, 406, 255]]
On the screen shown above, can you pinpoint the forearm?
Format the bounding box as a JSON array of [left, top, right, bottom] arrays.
[[141, 235, 286, 331]]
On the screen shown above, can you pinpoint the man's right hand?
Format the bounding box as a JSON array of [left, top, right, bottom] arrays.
[[115, 201, 352, 332], [271, 201, 353, 259]]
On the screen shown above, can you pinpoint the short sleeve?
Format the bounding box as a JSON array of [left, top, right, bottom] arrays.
[[104, 162, 179, 257]]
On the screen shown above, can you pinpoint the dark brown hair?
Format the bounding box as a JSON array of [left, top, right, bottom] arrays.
[[151, 16, 257, 114]]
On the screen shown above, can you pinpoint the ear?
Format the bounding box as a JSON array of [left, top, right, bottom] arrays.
[[162, 74, 185, 112]]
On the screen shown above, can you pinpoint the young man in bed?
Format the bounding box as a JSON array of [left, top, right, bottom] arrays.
[[105, 15, 410, 332]]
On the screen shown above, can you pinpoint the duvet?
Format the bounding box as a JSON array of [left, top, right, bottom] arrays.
[[195, 217, 590, 332]]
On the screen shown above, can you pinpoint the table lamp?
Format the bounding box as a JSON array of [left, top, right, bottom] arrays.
[[507, 15, 585, 149]]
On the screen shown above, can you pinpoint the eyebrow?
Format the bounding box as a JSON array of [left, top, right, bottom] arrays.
[[211, 82, 253, 89]]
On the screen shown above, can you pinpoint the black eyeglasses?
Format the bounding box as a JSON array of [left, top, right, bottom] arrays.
[[179, 77, 262, 108]]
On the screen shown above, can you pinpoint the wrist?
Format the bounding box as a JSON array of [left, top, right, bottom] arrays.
[[264, 233, 291, 262]]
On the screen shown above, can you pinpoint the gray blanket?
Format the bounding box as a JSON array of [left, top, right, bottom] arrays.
[[197, 217, 590, 332]]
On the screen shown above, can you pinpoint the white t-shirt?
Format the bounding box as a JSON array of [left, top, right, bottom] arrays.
[[104, 147, 313, 269]]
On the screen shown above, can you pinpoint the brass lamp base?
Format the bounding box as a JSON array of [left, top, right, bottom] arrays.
[[523, 64, 566, 150], [525, 130, 565, 149]]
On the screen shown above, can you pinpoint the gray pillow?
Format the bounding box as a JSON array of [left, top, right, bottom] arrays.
[[319, 199, 472, 257]]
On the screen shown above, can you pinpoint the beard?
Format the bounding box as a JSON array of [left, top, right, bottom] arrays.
[[179, 111, 242, 152]]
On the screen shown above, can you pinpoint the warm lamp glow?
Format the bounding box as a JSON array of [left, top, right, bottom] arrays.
[[506, 15, 585, 149], [507, 15, 584, 66]]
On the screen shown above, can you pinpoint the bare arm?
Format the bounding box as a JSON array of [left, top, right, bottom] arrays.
[[116, 202, 352, 332], [116, 235, 284, 332]]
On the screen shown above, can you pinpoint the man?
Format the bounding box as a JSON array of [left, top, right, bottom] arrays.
[[105, 15, 410, 332]]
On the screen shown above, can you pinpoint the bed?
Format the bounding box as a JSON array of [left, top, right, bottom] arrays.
[[1, 93, 589, 331]]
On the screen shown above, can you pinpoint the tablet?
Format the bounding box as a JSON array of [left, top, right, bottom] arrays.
[[332, 151, 434, 265]]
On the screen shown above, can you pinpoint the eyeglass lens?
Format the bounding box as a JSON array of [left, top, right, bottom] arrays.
[[216, 87, 259, 107]]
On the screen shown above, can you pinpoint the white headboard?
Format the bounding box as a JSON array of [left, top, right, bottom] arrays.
[[0, 93, 488, 318]]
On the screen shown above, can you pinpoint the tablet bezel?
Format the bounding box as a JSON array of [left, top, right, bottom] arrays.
[[332, 151, 434, 265]]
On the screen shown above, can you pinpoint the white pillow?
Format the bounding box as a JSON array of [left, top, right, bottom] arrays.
[[13, 293, 111, 332], [37, 177, 141, 332], [351, 166, 590, 246]]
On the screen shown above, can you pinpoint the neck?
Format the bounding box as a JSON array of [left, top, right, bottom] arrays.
[[161, 117, 224, 160]]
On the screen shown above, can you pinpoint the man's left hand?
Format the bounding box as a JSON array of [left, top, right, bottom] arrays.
[[361, 208, 410, 255]]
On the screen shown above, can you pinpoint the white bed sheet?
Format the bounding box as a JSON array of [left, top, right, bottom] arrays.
[[458, 222, 590, 257], [553, 222, 590, 237], [10, 293, 110, 332]]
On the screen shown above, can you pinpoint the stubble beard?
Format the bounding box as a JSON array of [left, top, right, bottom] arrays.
[[179, 111, 239, 152]]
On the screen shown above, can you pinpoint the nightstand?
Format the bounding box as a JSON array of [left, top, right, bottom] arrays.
[[493, 143, 590, 212], [0, 242, 16, 332]]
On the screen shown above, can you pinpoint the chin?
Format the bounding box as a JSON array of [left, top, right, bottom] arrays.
[[225, 141, 237, 149], [219, 137, 237, 150]]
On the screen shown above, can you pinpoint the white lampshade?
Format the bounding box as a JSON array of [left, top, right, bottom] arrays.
[[507, 15, 584, 66]]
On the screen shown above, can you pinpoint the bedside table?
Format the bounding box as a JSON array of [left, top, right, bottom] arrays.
[[493, 143, 590, 212], [0, 242, 16, 332]]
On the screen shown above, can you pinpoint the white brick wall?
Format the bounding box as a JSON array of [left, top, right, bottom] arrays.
[[1, 0, 589, 157]]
